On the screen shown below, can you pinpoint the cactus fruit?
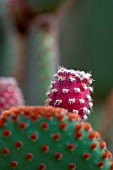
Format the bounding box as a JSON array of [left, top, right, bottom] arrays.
[[46, 67, 93, 120], [0, 77, 24, 113], [0, 106, 113, 170]]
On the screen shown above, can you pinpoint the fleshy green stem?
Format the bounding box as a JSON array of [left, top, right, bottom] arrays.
[[25, 21, 60, 105]]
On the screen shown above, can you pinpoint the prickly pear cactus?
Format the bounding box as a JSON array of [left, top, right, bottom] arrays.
[[0, 106, 112, 170], [46, 67, 93, 120], [0, 77, 24, 113]]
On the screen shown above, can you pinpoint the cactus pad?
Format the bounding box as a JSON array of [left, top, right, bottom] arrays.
[[46, 67, 93, 120], [0, 106, 112, 170]]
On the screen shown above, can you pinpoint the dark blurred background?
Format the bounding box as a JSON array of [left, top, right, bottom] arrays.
[[0, 0, 113, 134], [0, 0, 113, 151]]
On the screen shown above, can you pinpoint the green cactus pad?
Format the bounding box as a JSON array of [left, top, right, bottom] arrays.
[[0, 106, 113, 170], [26, 0, 68, 13]]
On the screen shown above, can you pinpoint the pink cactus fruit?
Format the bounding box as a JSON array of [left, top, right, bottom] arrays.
[[0, 77, 24, 113], [46, 67, 93, 120]]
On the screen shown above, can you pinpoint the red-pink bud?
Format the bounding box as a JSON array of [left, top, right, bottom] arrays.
[[46, 67, 93, 120], [0, 77, 24, 113]]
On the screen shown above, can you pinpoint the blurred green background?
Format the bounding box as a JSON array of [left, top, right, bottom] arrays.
[[0, 0, 113, 150], [1, 0, 113, 101]]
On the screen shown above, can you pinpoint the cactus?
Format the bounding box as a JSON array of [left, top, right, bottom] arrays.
[[46, 67, 93, 120], [0, 77, 24, 114], [24, 21, 59, 105], [0, 106, 112, 170]]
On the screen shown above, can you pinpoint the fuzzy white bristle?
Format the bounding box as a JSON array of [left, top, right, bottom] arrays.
[[68, 98, 75, 104], [79, 76, 84, 81], [74, 88, 80, 93], [46, 98, 52, 105], [46, 92, 50, 96], [51, 89, 58, 93], [82, 107, 88, 114], [79, 99, 85, 104], [88, 78, 93, 84], [87, 110, 91, 114], [58, 76, 66, 81], [51, 81, 56, 85], [69, 76, 76, 82], [73, 110, 79, 114], [89, 102, 93, 109], [55, 99, 62, 105], [82, 84, 88, 90], [50, 81, 55, 88], [83, 115, 88, 120], [86, 95, 92, 101], [58, 67, 66, 73], [54, 74, 58, 78], [62, 89, 69, 94], [84, 73, 92, 79], [89, 87, 94, 92]]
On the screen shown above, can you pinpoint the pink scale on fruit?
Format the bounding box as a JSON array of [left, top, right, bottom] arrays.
[[46, 67, 93, 120], [0, 77, 24, 114]]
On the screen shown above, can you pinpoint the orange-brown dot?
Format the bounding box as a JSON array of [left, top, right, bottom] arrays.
[[89, 131, 100, 140], [111, 162, 113, 170], [55, 153, 63, 160], [69, 163, 76, 170], [41, 122, 49, 131], [83, 153, 91, 160], [90, 143, 98, 150], [26, 153, 33, 161], [57, 115, 65, 121], [100, 141, 106, 150], [38, 164, 46, 170], [2, 148, 10, 156], [84, 123, 92, 132], [15, 141, 23, 149], [19, 122, 26, 130], [97, 161, 104, 168], [3, 130, 11, 138], [0, 119, 6, 127], [31, 115, 38, 122], [102, 151, 112, 160], [45, 115, 53, 120], [23, 111, 30, 117], [68, 113, 80, 122], [11, 115, 18, 123], [41, 145, 49, 153], [75, 132, 83, 140], [60, 122, 67, 130], [30, 133, 38, 142], [67, 144, 76, 151], [75, 124, 83, 131], [10, 161, 18, 169], [53, 133, 61, 141]]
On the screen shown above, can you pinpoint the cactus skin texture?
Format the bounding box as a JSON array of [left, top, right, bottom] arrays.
[[0, 77, 24, 113], [46, 67, 93, 120], [0, 106, 113, 170]]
